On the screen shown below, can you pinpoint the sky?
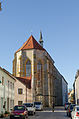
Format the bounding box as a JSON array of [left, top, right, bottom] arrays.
[[0, 0, 79, 89]]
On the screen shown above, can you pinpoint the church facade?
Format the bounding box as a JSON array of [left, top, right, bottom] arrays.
[[13, 34, 68, 107]]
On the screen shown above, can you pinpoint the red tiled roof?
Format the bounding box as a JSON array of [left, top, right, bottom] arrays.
[[16, 77, 31, 89], [16, 35, 45, 53]]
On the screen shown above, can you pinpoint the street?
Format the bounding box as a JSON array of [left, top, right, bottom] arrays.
[[28, 107, 70, 119], [1, 107, 70, 119]]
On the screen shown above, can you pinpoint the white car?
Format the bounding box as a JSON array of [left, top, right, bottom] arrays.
[[71, 106, 79, 119], [23, 103, 36, 115], [34, 102, 43, 111]]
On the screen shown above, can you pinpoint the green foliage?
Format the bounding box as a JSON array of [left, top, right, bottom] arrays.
[[5, 111, 10, 114]]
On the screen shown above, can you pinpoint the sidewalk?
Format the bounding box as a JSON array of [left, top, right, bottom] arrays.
[[43, 106, 65, 112], [43, 107, 52, 111], [0, 116, 9, 119]]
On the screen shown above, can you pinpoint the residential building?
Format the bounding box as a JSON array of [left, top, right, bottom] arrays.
[[14, 77, 32, 105], [74, 70, 79, 104], [0, 67, 15, 115], [13, 34, 68, 107], [68, 89, 74, 103]]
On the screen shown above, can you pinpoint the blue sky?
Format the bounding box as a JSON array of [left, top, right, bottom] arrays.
[[0, 0, 79, 88]]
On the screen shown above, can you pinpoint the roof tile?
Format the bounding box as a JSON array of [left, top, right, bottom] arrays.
[[16, 77, 31, 89], [16, 35, 45, 53]]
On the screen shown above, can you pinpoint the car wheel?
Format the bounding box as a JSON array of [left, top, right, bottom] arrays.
[[10, 116, 12, 119], [26, 114, 28, 118], [32, 111, 34, 115], [23, 116, 26, 119]]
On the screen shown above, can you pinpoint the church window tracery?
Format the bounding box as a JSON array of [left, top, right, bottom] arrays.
[[26, 60, 31, 77]]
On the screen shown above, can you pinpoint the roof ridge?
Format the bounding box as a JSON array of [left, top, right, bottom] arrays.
[[16, 35, 45, 53], [0, 67, 16, 80], [22, 35, 32, 49]]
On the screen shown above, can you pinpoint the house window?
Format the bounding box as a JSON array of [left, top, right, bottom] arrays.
[[10, 100, 14, 109], [18, 88, 23, 94], [8, 81, 9, 89], [18, 101, 23, 105], [2, 77, 4, 85], [13, 83, 14, 89], [10, 82, 12, 89], [26, 60, 31, 77]]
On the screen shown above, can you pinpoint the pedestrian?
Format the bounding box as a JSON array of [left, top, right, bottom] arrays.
[[52, 101, 55, 112]]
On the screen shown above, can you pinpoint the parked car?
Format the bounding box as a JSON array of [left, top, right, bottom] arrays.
[[67, 104, 76, 117], [71, 106, 79, 119], [10, 105, 28, 119], [34, 102, 43, 111], [65, 102, 71, 110], [23, 103, 35, 115]]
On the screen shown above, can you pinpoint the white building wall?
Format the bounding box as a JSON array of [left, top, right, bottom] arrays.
[[0, 68, 15, 114], [14, 79, 26, 105], [75, 79, 77, 104], [75, 76, 79, 104]]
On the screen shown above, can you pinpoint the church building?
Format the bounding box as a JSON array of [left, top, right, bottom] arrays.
[[13, 33, 68, 107]]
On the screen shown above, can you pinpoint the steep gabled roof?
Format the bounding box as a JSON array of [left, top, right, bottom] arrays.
[[0, 67, 16, 81], [16, 77, 31, 89], [16, 35, 45, 53]]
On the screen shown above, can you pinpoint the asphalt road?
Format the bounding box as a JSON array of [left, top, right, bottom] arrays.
[[1, 107, 70, 119], [28, 107, 70, 119]]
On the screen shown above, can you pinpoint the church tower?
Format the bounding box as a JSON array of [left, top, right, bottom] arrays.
[[39, 31, 43, 47]]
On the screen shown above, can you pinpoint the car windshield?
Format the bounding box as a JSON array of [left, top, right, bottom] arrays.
[[14, 106, 25, 111], [34, 102, 42, 105], [23, 103, 33, 107], [77, 107, 79, 111]]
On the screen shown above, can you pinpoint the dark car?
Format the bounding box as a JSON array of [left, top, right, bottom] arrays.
[[10, 105, 28, 119], [67, 104, 76, 117]]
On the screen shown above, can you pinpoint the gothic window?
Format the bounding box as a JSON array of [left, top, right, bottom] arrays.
[[26, 60, 31, 77], [37, 61, 42, 81]]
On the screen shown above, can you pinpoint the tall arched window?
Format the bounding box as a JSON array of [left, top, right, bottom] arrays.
[[26, 60, 31, 77], [37, 61, 42, 81]]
